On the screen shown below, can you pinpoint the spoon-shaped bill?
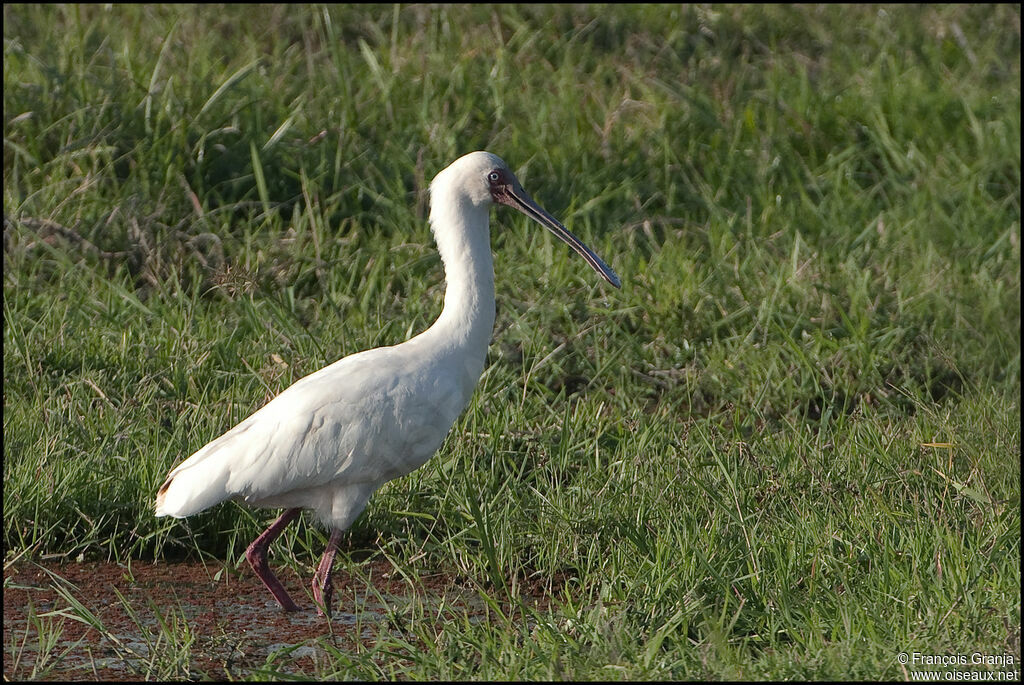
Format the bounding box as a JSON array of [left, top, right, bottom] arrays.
[[503, 187, 621, 289]]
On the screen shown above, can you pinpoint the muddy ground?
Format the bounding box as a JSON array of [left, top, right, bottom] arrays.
[[4, 557, 504, 680]]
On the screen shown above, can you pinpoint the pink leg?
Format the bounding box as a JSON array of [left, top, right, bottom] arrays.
[[245, 508, 302, 612], [311, 529, 343, 617]]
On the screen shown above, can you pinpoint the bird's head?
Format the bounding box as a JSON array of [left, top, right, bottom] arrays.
[[430, 151, 621, 288]]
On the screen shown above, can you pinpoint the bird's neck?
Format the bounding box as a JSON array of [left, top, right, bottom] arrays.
[[418, 195, 496, 368]]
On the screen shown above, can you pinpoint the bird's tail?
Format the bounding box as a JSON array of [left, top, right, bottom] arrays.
[[153, 442, 233, 518], [154, 477, 173, 516]]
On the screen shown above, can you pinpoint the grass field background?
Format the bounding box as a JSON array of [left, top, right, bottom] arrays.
[[4, 3, 1020, 680]]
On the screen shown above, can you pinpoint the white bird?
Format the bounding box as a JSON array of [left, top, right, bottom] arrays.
[[155, 151, 620, 616]]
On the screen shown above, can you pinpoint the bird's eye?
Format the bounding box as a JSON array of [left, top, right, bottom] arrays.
[[488, 171, 501, 182]]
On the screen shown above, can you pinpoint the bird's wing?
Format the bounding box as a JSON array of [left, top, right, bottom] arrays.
[[155, 346, 461, 518]]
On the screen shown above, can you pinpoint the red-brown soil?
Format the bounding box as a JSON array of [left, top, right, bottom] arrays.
[[3, 557, 490, 680]]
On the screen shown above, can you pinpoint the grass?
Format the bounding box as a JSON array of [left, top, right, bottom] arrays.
[[4, 3, 1020, 680]]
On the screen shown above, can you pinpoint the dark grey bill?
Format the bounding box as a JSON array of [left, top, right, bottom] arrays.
[[503, 187, 621, 289]]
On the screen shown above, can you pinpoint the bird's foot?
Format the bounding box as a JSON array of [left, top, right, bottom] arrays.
[[312, 574, 334, 617], [278, 595, 302, 612]]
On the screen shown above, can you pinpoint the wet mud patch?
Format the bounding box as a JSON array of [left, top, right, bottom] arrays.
[[4, 558, 500, 680]]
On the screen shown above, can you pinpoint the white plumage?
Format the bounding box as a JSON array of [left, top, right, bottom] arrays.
[[155, 151, 619, 616]]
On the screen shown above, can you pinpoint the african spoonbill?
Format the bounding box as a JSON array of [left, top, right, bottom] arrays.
[[154, 151, 620, 616]]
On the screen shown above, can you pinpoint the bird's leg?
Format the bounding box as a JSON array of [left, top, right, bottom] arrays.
[[245, 508, 302, 612], [311, 529, 343, 617]]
